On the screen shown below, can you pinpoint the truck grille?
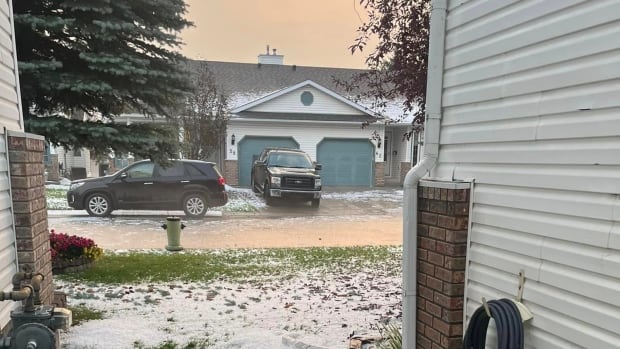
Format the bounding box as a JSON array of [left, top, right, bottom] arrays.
[[282, 176, 314, 189]]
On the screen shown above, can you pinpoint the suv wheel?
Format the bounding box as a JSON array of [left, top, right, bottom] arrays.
[[263, 181, 274, 205], [85, 193, 113, 217], [311, 198, 320, 208], [183, 193, 207, 218]]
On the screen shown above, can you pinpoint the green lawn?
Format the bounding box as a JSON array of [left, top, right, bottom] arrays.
[[57, 246, 401, 284]]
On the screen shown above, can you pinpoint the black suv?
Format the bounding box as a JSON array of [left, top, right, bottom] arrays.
[[67, 160, 228, 218], [251, 148, 322, 207]]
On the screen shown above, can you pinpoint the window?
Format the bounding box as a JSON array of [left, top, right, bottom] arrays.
[[74, 148, 82, 157], [126, 162, 154, 179], [185, 164, 203, 176], [300, 91, 314, 106], [158, 163, 185, 177]]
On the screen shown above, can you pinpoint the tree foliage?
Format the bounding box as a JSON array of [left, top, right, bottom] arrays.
[[345, 0, 430, 131], [13, 0, 193, 162], [179, 64, 228, 160]]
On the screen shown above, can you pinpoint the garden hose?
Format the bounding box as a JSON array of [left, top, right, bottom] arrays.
[[462, 298, 524, 349]]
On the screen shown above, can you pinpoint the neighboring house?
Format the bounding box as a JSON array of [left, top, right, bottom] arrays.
[[1, 0, 54, 335], [77, 55, 422, 186], [200, 55, 420, 187], [405, 1, 620, 348], [54, 147, 100, 179]]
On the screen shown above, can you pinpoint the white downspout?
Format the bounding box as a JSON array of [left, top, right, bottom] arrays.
[[402, 1, 448, 348]]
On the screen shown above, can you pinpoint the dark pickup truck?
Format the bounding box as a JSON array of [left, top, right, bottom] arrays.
[[250, 148, 322, 207]]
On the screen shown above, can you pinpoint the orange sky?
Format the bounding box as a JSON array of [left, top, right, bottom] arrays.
[[180, 0, 374, 69]]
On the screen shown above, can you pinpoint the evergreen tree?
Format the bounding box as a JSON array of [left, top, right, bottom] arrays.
[[13, 0, 193, 162], [179, 64, 228, 161]]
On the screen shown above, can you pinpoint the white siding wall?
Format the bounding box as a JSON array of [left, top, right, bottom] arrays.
[[435, 1, 620, 347], [248, 86, 366, 115], [56, 147, 93, 177], [227, 120, 384, 162], [0, 0, 22, 330]]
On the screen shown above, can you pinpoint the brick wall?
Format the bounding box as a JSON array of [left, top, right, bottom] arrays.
[[374, 162, 385, 187], [224, 160, 238, 186], [9, 133, 53, 304], [416, 182, 470, 349]]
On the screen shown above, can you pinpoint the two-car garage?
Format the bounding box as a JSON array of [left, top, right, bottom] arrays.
[[236, 136, 374, 187]]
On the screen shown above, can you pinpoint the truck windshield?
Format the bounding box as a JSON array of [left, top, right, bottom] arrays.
[[268, 153, 313, 168]]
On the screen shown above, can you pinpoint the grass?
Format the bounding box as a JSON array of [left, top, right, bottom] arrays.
[[69, 305, 105, 326], [46, 188, 71, 210], [56, 246, 402, 284]]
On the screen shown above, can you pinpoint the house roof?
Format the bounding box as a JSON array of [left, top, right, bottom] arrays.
[[188, 60, 413, 123], [230, 80, 379, 118]]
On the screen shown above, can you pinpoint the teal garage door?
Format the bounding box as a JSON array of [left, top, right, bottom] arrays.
[[237, 136, 299, 187], [317, 139, 374, 186]]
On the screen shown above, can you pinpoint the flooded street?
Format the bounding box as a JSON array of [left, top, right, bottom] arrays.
[[48, 190, 405, 250]]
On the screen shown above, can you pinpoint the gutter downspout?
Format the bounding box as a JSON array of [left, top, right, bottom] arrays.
[[402, 1, 448, 348]]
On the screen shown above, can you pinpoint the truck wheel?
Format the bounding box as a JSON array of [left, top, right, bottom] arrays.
[[263, 181, 274, 205], [311, 198, 320, 208], [85, 193, 113, 217], [251, 175, 258, 193]]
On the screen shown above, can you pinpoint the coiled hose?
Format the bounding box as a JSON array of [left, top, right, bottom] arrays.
[[462, 298, 524, 349]]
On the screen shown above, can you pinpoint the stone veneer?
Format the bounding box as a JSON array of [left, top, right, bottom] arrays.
[[374, 162, 385, 187], [8, 132, 53, 304], [416, 181, 471, 349], [400, 161, 412, 185]]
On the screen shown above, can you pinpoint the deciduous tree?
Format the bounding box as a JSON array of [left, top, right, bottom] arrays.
[[179, 64, 228, 160], [345, 0, 430, 132]]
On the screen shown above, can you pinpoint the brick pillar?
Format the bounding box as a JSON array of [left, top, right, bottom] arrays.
[[224, 160, 239, 186], [8, 133, 53, 305], [416, 181, 470, 349], [374, 162, 385, 187]]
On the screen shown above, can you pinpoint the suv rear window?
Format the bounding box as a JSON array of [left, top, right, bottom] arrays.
[[186, 162, 220, 178], [185, 163, 204, 176]]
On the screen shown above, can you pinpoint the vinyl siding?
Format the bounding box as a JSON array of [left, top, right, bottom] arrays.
[[434, 1, 620, 347], [0, 132, 17, 330], [247, 86, 366, 116], [0, 0, 21, 330]]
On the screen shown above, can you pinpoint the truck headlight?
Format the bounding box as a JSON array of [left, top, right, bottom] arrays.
[[314, 178, 321, 188], [271, 177, 281, 187]]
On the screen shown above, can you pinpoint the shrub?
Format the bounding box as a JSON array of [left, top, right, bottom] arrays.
[[50, 229, 103, 267]]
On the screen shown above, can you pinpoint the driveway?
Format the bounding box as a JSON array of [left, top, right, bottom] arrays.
[[48, 187, 404, 250]]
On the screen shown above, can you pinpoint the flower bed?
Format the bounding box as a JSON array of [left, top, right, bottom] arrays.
[[50, 230, 103, 274]]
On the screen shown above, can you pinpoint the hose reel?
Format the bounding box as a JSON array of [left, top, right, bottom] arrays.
[[462, 271, 533, 349]]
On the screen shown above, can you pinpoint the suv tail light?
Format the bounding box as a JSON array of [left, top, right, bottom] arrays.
[[218, 176, 226, 186]]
